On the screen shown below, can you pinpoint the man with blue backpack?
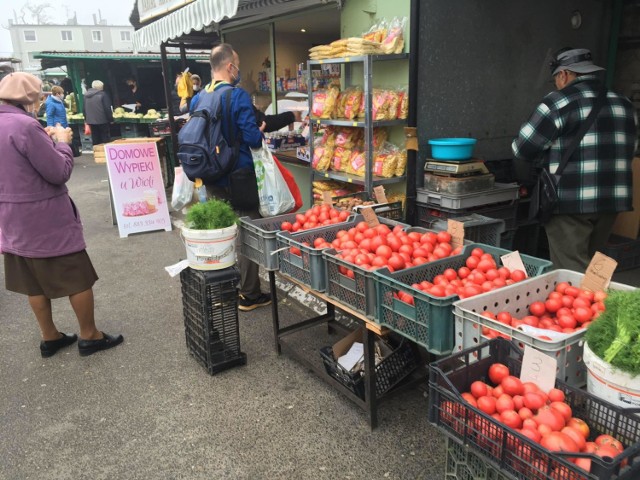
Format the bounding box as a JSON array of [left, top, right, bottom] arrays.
[[178, 43, 271, 312]]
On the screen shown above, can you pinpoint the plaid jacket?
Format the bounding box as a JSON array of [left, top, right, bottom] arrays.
[[512, 76, 637, 215]]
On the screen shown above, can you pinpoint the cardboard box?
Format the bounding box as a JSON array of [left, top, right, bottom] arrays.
[[330, 328, 392, 369], [611, 157, 640, 239]]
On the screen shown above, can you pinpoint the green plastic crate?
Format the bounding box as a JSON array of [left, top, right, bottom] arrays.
[[374, 244, 552, 355]]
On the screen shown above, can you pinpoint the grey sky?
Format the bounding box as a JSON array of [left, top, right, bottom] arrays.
[[0, 0, 136, 57]]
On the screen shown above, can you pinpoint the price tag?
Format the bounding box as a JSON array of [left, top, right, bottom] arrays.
[[361, 207, 380, 227], [581, 251, 617, 292], [501, 251, 528, 278], [324, 173, 329, 178], [344, 57, 350, 62], [520, 345, 558, 393], [352, 122, 358, 127], [347, 178, 352, 183], [447, 219, 465, 249], [373, 186, 388, 204], [322, 191, 333, 206]]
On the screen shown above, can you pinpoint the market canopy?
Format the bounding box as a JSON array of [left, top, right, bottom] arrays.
[[132, 0, 342, 50], [34, 51, 210, 70]]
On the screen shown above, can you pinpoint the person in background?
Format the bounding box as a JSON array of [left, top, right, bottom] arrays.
[[202, 43, 271, 312], [60, 77, 73, 96], [512, 47, 637, 270], [170, 73, 183, 115], [83, 80, 113, 146], [123, 77, 144, 112], [179, 74, 202, 113], [0, 72, 123, 357], [45, 85, 68, 128]]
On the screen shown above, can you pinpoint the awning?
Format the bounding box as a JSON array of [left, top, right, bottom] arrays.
[[133, 0, 341, 50], [34, 51, 210, 70], [133, 0, 239, 51]]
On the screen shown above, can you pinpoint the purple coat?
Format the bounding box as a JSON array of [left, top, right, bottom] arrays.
[[0, 104, 86, 258]]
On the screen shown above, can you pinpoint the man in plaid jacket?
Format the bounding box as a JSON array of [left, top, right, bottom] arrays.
[[512, 47, 637, 270]]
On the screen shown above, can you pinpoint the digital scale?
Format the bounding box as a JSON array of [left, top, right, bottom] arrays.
[[424, 159, 490, 177]]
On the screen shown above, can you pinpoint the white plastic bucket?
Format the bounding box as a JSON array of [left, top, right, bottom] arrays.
[[583, 342, 640, 410], [181, 224, 237, 271]]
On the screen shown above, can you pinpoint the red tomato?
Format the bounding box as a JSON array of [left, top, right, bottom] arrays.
[[387, 236, 402, 252], [574, 307, 593, 324], [565, 286, 580, 298], [521, 315, 539, 328], [485, 269, 500, 281], [498, 267, 511, 279], [470, 381, 489, 399], [290, 247, 301, 256], [523, 392, 546, 411], [521, 382, 539, 394], [595, 434, 624, 452], [387, 255, 406, 271], [496, 394, 515, 414], [511, 270, 526, 282], [594, 290, 608, 302], [545, 298, 562, 313], [501, 376, 524, 396], [541, 431, 579, 453], [461, 392, 477, 407], [371, 256, 387, 268], [522, 418, 538, 432], [481, 311, 497, 320], [470, 247, 484, 257], [458, 267, 471, 279], [346, 269, 355, 279], [488, 363, 510, 385], [529, 301, 546, 317], [518, 407, 533, 420], [477, 395, 497, 415], [466, 256, 480, 270], [534, 406, 566, 431], [437, 231, 452, 244], [421, 232, 438, 245], [492, 385, 504, 398], [574, 457, 592, 473], [501, 410, 522, 429], [429, 285, 446, 297], [477, 259, 496, 273], [513, 395, 524, 410], [555, 282, 570, 294], [566, 418, 590, 439], [547, 388, 565, 403], [557, 315, 577, 329], [595, 445, 622, 459], [520, 427, 542, 444], [496, 312, 513, 326], [561, 426, 586, 452], [375, 245, 393, 259]]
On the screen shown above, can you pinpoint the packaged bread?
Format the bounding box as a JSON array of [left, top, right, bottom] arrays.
[[309, 44, 331, 53], [312, 145, 333, 172], [395, 148, 408, 176], [357, 93, 366, 119], [373, 148, 398, 178], [331, 146, 351, 172], [362, 20, 388, 44], [334, 128, 359, 149], [347, 149, 366, 176], [386, 89, 401, 120], [372, 128, 388, 150], [320, 127, 336, 147], [343, 88, 362, 119], [381, 17, 406, 54], [311, 86, 340, 119], [372, 89, 390, 120], [395, 88, 408, 119]]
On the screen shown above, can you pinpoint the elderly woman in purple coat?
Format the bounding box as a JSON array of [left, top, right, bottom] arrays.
[[0, 72, 123, 357]]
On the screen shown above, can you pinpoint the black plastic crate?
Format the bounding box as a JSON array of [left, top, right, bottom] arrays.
[[417, 201, 518, 231], [602, 234, 640, 271], [333, 191, 404, 221], [429, 338, 640, 480], [180, 267, 246, 375], [319, 333, 418, 400]]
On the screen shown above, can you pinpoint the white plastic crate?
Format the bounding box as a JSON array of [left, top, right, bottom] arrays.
[[453, 269, 635, 387]]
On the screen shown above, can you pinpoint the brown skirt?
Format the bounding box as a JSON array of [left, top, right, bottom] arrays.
[[4, 250, 98, 299]]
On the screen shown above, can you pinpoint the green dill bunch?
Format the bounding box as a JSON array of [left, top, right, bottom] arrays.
[[585, 289, 640, 377], [185, 199, 239, 230]]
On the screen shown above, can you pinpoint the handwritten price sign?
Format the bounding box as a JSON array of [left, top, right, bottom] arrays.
[[520, 345, 558, 393]]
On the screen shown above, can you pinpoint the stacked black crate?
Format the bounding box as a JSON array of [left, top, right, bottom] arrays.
[[180, 267, 247, 375]]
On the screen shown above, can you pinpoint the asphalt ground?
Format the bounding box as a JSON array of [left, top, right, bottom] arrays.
[[0, 154, 446, 480]]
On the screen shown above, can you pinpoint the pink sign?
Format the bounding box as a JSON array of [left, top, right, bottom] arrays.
[[104, 142, 172, 238]]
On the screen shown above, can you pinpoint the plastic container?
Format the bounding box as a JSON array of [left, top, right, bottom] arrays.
[[180, 267, 246, 375], [429, 338, 640, 480], [424, 172, 495, 195], [332, 191, 404, 221], [374, 244, 552, 355], [417, 183, 519, 210], [601, 234, 640, 271], [181, 224, 237, 271], [417, 200, 519, 231], [453, 269, 635, 387], [277, 215, 407, 292], [445, 438, 508, 480], [238, 213, 299, 271], [428, 138, 477, 161], [425, 214, 506, 247], [584, 342, 640, 411], [319, 335, 418, 400]]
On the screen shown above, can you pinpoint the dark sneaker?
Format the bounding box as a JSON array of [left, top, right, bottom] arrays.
[[40, 332, 78, 358], [238, 293, 272, 312], [78, 332, 124, 357]]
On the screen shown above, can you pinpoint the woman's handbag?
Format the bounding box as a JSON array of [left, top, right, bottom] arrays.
[[529, 88, 607, 223]]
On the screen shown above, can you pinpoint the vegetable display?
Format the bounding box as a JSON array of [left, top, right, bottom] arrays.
[[185, 199, 238, 230], [585, 289, 640, 377]]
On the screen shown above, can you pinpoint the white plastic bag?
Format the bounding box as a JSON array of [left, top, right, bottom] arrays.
[[252, 141, 295, 217], [171, 166, 194, 211]]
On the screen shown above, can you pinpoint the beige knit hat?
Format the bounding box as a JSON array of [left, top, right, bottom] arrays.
[[0, 72, 42, 105]]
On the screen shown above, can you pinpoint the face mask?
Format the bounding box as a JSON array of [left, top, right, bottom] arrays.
[[231, 64, 241, 86], [193, 85, 200, 92]]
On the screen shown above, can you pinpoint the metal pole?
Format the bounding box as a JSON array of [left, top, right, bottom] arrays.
[[160, 43, 179, 170], [605, 0, 623, 89], [269, 22, 278, 114], [405, 0, 420, 225]]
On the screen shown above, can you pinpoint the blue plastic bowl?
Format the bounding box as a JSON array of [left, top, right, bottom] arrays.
[[428, 138, 477, 161]]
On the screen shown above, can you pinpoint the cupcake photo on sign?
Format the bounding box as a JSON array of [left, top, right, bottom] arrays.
[[122, 189, 162, 217]]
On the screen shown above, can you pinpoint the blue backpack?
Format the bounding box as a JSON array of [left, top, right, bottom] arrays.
[[177, 85, 239, 184]]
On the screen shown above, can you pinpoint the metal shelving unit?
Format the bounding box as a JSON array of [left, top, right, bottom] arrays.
[[307, 54, 409, 203]]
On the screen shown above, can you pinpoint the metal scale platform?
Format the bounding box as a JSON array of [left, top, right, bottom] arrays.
[[424, 159, 495, 195]]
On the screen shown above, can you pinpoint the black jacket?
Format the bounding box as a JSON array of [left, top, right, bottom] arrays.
[[254, 108, 295, 133]]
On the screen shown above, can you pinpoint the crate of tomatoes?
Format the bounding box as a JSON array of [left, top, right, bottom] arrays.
[[239, 205, 352, 271], [323, 226, 469, 319], [429, 338, 640, 480], [453, 269, 636, 387], [374, 245, 552, 355], [277, 215, 409, 292]]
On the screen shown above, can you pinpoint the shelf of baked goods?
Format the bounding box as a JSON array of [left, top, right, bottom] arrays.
[[310, 118, 406, 128], [312, 170, 406, 186], [308, 53, 408, 66]]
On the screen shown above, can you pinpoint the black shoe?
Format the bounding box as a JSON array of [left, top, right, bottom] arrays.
[[40, 332, 78, 358], [78, 332, 124, 357], [238, 293, 272, 312]]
